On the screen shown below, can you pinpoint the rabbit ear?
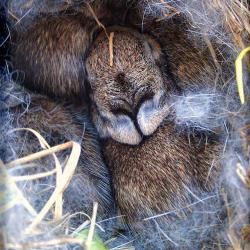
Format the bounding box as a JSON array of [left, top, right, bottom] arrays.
[[137, 92, 170, 136], [143, 34, 163, 62], [144, 34, 180, 93], [107, 115, 142, 145], [92, 105, 142, 145]]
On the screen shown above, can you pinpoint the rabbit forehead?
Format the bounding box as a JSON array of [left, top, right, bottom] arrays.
[[86, 29, 155, 72]]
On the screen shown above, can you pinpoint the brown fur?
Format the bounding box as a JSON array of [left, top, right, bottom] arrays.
[[7, 94, 113, 214], [86, 26, 221, 228], [11, 2, 131, 101], [86, 26, 179, 145], [9, 2, 119, 219], [11, 4, 112, 100], [125, 11, 219, 87], [104, 122, 220, 225], [10, 2, 223, 232]]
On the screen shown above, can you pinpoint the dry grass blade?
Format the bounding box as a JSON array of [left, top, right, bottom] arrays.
[[159, 0, 179, 13], [222, 189, 243, 250], [86, 3, 109, 39], [235, 46, 250, 104], [5, 139, 80, 228], [2, 135, 81, 237], [204, 35, 221, 72], [109, 32, 114, 67], [157, 0, 180, 20], [7, 10, 19, 22], [87, 2, 115, 68], [211, 0, 250, 48], [236, 163, 250, 189], [24, 140, 81, 234], [21, 0, 33, 9], [0, 160, 37, 216], [12, 169, 57, 182], [8, 128, 64, 219], [6, 237, 83, 249], [86, 202, 98, 249], [6, 141, 73, 168]]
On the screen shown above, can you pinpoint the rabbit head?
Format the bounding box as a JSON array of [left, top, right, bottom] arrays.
[[86, 26, 177, 145]]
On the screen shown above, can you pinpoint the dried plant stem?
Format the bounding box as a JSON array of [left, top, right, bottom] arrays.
[[87, 2, 115, 66], [7, 10, 19, 22], [4, 129, 81, 237], [6, 141, 72, 168], [0, 160, 37, 216], [12, 169, 57, 182], [236, 163, 250, 189], [159, 0, 180, 17], [211, 0, 250, 49], [6, 237, 83, 249], [21, 0, 34, 9], [204, 35, 221, 72], [86, 202, 98, 250], [159, 0, 178, 12], [86, 3, 109, 39], [8, 128, 64, 219], [24, 141, 81, 234], [222, 190, 243, 250], [109, 32, 114, 67]]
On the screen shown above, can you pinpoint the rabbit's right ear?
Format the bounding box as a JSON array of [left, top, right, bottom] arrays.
[[137, 91, 171, 136], [144, 34, 181, 93], [143, 34, 163, 63]]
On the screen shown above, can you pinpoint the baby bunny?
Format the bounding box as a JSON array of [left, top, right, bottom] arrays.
[[86, 26, 221, 228], [11, 3, 112, 101], [2, 85, 113, 216], [86, 26, 179, 145]]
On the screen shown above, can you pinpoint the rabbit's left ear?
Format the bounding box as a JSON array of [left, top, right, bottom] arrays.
[[143, 34, 163, 62], [144, 34, 181, 93], [137, 91, 170, 136]]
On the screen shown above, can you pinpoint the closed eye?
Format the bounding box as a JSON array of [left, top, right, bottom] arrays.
[[137, 90, 154, 106], [110, 99, 133, 117], [111, 108, 133, 117]]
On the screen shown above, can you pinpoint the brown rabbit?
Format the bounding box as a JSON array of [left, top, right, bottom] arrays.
[[86, 26, 179, 145], [10, 2, 129, 101], [1, 83, 113, 216], [11, 6, 110, 100], [86, 26, 221, 228]]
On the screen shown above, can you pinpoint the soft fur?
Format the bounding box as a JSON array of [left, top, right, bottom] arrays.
[[1, 0, 249, 249]]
